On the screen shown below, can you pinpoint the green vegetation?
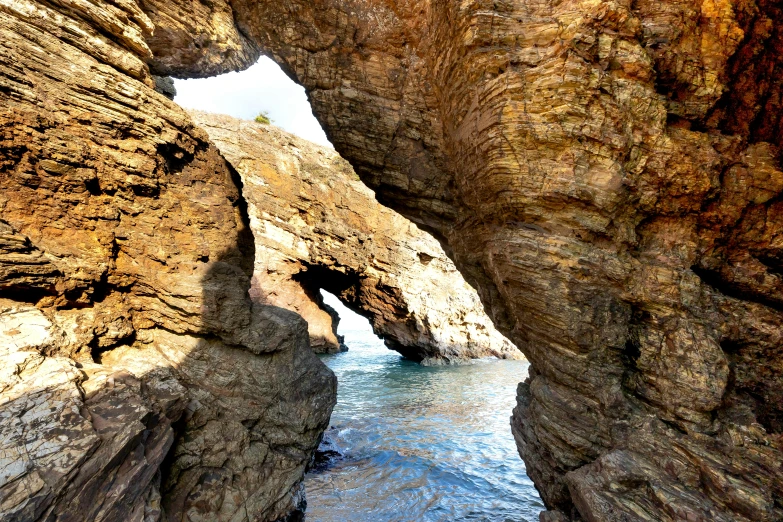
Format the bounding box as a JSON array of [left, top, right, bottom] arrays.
[[254, 111, 272, 125]]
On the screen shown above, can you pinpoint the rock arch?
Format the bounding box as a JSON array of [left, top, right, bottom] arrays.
[[144, 1, 783, 520], [190, 110, 519, 365], [1, 1, 782, 522]]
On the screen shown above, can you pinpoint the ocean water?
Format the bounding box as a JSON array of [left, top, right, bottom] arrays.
[[304, 295, 544, 522]]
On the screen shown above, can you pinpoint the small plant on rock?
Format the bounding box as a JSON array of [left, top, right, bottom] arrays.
[[255, 111, 273, 125]]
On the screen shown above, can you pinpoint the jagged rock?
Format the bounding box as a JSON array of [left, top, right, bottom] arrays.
[[0, 3, 334, 521], [0, 300, 183, 522], [0, 220, 60, 298], [140, 1, 783, 521], [2, 0, 781, 521], [152, 76, 177, 100], [190, 111, 520, 364]]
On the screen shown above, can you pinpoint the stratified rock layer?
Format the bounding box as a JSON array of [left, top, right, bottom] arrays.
[[190, 111, 520, 365], [0, 3, 334, 521], [1, 0, 781, 520], [142, 1, 783, 520]]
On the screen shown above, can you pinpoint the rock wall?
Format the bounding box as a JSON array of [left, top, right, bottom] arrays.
[[0, 2, 333, 521], [190, 111, 520, 365], [141, 1, 783, 520], [2, 0, 781, 521]]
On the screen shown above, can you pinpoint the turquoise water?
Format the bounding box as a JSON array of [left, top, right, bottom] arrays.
[[304, 296, 544, 521]]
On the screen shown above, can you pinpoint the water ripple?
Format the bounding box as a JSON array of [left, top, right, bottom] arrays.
[[304, 329, 544, 521]]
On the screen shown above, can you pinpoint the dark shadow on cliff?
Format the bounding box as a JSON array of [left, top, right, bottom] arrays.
[[148, 156, 337, 521], [0, 142, 337, 521]]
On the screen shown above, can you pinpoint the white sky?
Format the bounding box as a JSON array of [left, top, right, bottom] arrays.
[[321, 291, 375, 335], [174, 57, 332, 147]]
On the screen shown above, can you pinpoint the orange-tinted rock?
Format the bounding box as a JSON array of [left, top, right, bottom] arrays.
[[142, 1, 783, 519], [1, 0, 781, 520], [0, 3, 333, 521]]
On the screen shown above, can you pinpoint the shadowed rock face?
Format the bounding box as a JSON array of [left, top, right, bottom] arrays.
[[142, 1, 783, 521], [0, 3, 334, 521], [190, 111, 520, 365]]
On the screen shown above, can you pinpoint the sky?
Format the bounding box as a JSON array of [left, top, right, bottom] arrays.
[[321, 291, 375, 335], [174, 57, 332, 147]]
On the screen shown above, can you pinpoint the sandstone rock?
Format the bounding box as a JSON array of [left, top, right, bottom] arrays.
[[139, 1, 783, 520], [190, 111, 520, 364], [0, 3, 334, 521], [0, 300, 182, 522], [98, 322, 334, 522], [2, 0, 781, 520], [0, 220, 60, 300]]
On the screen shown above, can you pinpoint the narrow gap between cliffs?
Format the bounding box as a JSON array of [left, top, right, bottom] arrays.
[[169, 56, 542, 522]]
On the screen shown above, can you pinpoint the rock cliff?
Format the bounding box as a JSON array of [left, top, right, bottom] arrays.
[[0, 3, 334, 521], [142, 1, 783, 520], [1, 1, 781, 521], [189, 111, 520, 365]]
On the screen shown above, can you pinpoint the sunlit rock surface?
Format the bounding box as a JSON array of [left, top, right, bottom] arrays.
[[0, 3, 333, 521], [143, 1, 783, 520], [190, 111, 520, 365]]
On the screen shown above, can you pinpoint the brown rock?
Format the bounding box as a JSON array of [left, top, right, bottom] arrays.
[[0, 300, 183, 522], [2, 0, 782, 521], [0, 3, 334, 521], [190, 111, 520, 364], [140, 1, 783, 520]]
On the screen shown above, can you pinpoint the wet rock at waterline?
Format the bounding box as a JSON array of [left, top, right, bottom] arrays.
[[143, 0, 783, 520], [0, 3, 334, 520], [190, 111, 520, 365]]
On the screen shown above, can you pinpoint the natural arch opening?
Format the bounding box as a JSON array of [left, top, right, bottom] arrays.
[[317, 289, 381, 356], [173, 57, 331, 148], [167, 55, 539, 520], [0, 5, 534, 522], [4, 3, 781, 522], [175, 63, 521, 366]]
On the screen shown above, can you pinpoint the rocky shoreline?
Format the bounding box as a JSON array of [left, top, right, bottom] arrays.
[[1, 0, 781, 521]]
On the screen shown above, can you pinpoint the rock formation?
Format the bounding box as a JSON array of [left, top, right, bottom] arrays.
[[144, 1, 783, 520], [1, 1, 781, 521], [189, 111, 520, 365], [0, 3, 334, 521]]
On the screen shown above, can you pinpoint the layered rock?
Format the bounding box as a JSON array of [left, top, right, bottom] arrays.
[[0, 3, 333, 521], [189, 111, 520, 365], [2, 0, 781, 521], [141, 1, 783, 520]]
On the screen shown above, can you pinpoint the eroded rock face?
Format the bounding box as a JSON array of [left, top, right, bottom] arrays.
[[190, 111, 520, 365], [0, 299, 184, 521], [2, 0, 782, 520], [0, 3, 334, 521], [142, 1, 783, 520]]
